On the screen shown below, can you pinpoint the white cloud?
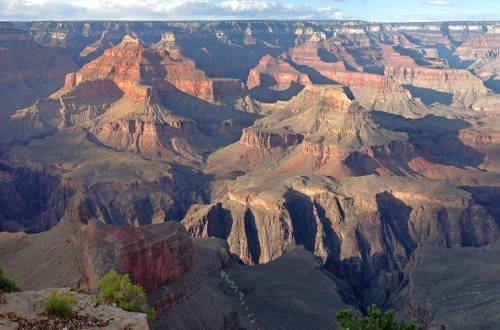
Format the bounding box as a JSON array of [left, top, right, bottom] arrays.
[[218, 0, 274, 12], [319, 6, 344, 19], [423, 0, 450, 5], [0, 0, 343, 20]]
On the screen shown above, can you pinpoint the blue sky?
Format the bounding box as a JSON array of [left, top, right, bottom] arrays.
[[0, 0, 498, 22]]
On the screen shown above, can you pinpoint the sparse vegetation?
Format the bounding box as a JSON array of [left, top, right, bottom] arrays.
[[70, 283, 89, 294], [336, 304, 422, 330], [0, 265, 20, 293], [44, 290, 77, 318], [220, 270, 257, 327], [96, 269, 155, 320]]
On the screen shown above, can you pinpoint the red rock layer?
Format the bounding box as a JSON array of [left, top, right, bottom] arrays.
[[247, 55, 311, 89], [95, 117, 206, 165], [384, 66, 486, 94], [65, 35, 236, 104], [240, 128, 303, 149], [379, 44, 418, 68], [456, 34, 500, 59], [68, 203, 196, 293], [288, 45, 347, 72], [284, 46, 406, 94], [328, 71, 402, 92]]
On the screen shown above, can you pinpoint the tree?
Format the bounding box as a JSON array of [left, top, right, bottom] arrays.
[[336, 304, 422, 330]]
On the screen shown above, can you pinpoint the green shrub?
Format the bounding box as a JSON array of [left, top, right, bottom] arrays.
[[336, 304, 422, 330], [96, 269, 155, 320], [44, 290, 77, 318], [0, 265, 20, 293]]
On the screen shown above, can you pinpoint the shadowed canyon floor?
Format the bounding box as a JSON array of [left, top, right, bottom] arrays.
[[0, 20, 499, 329]]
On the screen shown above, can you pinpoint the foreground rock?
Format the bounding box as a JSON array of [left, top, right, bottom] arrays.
[[152, 240, 355, 330], [225, 246, 353, 330], [0, 288, 148, 329], [0, 202, 194, 294]]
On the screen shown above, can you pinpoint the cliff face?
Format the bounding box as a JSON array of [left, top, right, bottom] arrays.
[[385, 66, 487, 106], [391, 243, 500, 329], [0, 200, 198, 318], [85, 217, 195, 293], [63, 35, 220, 103], [8, 35, 255, 167], [239, 128, 303, 149], [0, 200, 195, 293], [183, 175, 499, 306], [247, 55, 311, 90], [0, 163, 81, 233], [0, 23, 77, 115]]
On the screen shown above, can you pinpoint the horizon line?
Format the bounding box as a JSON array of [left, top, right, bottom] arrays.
[[5, 19, 500, 24]]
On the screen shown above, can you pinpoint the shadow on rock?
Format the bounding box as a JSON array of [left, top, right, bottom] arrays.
[[371, 111, 485, 167]]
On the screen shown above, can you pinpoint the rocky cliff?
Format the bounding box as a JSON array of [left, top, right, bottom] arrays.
[[0, 201, 194, 293], [0, 23, 77, 115]]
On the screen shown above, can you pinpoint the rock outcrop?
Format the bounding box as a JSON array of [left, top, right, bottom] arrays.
[[0, 24, 77, 115], [0, 201, 194, 293], [385, 66, 487, 106], [0, 288, 149, 330], [239, 128, 303, 149], [247, 55, 311, 89]]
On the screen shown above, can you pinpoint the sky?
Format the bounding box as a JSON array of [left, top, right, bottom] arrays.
[[0, 0, 498, 22]]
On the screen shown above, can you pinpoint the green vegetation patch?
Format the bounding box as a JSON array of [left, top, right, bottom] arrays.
[[0, 265, 20, 293], [336, 304, 422, 330], [44, 290, 77, 319], [96, 269, 155, 320]]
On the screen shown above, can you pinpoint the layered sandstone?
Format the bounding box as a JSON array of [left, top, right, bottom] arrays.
[[65, 35, 241, 105], [239, 128, 303, 149], [280, 45, 418, 114], [247, 55, 310, 89], [0, 24, 77, 114], [456, 34, 500, 60], [11, 35, 252, 166], [384, 66, 487, 105], [288, 44, 347, 73]]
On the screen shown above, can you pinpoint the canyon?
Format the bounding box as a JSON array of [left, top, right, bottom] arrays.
[[0, 20, 499, 329]]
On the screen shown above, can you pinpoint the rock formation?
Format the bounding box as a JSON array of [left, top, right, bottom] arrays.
[[0, 201, 194, 293], [0, 20, 499, 329], [247, 55, 311, 90], [0, 23, 77, 116]]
